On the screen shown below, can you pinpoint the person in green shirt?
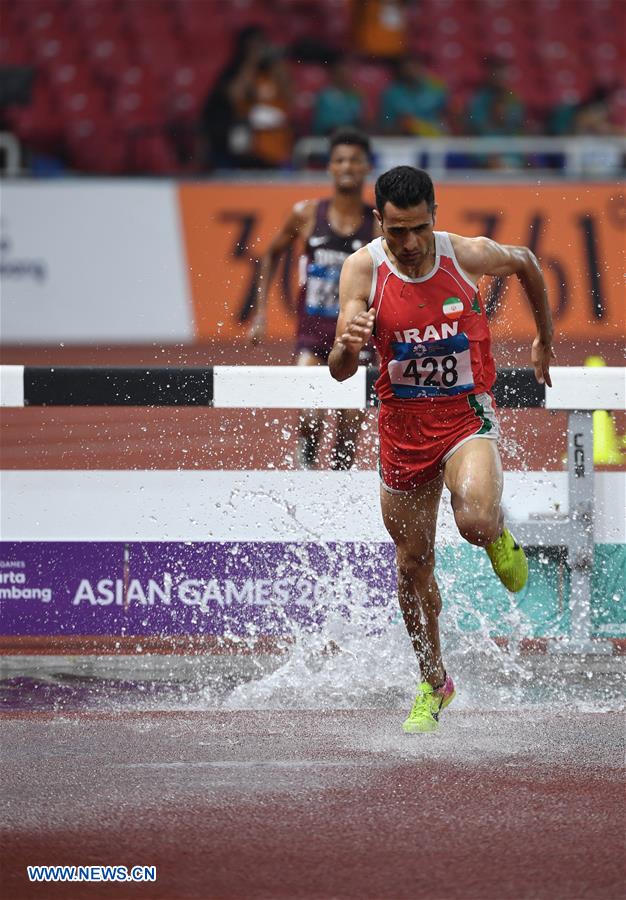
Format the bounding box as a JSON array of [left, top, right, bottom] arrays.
[[313, 59, 365, 135], [379, 57, 448, 136], [466, 59, 524, 136]]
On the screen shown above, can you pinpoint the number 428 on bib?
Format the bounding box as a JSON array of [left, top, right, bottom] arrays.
[[388, 333, 475, 399]]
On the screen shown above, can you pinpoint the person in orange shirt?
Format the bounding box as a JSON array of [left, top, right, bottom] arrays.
[[247, 49, 294, 168], [352, 0, 407, 60]]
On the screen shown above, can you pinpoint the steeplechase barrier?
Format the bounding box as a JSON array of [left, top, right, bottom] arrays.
[[1, 365, 624, 655]]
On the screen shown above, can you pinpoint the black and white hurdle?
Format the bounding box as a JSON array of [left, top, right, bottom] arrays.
[[1, 363, 624, 653], [0, 364, 550, 409]]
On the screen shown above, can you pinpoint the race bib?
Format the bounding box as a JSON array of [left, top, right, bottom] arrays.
[[304, 262, 341, 318], [388, 333, 475, 398]]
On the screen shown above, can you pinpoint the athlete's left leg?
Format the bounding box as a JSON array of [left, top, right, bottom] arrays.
[[444, 437, 503, 547], [331, 409, 365, 470], [444, 437, 528, 591]]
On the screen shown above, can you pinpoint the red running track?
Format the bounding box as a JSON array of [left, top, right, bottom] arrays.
[[1, 708, 624, 899]]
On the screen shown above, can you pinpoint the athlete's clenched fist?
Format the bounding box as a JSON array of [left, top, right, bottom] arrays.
[[338, 307, 376, 353]]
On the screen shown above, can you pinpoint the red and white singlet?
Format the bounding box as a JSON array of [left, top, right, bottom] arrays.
[[368, 231, 496, 405], [366, 231, 499, 490]]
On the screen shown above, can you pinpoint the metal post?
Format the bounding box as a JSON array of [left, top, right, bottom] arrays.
[[552, 411, 611, 653]]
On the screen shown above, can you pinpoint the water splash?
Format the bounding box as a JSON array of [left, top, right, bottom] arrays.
[[218, 552, 624, 713]]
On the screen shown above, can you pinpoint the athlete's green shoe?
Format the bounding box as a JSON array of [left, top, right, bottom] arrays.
[[402, 675, 456, 734], [486, 528, 528, 593]]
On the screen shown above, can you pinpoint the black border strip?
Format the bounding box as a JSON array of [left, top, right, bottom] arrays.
[[492, 368, 545, 408], [23, 367, 214, 406]]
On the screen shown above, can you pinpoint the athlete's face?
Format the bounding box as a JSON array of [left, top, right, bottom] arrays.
[[376, 200, 437, 268], [328, 144, 370, 193]]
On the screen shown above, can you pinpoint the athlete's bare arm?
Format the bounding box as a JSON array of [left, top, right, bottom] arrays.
[[249, 200, 316, 343], [328, 248, 376, 382], [450, 234, 555, 387]]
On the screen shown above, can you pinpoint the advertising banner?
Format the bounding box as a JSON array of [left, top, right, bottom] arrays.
[[1, 540, 623, 641], [0, 182, 193, 342], [2, 181, 623, 346], [178, 182, 626, 344], [0, 541, 395, 637]]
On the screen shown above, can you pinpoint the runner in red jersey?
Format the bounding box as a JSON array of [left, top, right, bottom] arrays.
[[250, 128, 380, 469], [329, 166, 554, 733]]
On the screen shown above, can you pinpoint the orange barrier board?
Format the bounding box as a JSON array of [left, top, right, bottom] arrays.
[[178, 183, 626, 343]]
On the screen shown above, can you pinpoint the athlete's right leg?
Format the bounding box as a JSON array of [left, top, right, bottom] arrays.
[[379, 476, 446, 686], [296, 350, 324, 468]]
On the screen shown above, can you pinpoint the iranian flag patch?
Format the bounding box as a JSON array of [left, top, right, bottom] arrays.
[[442, 297, 464, 319]]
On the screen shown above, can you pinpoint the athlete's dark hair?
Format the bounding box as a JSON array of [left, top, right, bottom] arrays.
[[375, 166, 435, 216], [328, 127, 372, 159]]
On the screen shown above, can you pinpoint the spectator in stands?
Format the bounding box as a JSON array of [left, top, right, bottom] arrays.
[[557, 86, 624, 173], [549, 85, 625, 136], [352, 0, 408, 61], [378, 57, 448, 135], [312, 57, 365, 135], [572, 86, 622, 136], [199, 25, 271, 169], [247, 47, 294, 167], [458, 57, 526, 169], [465, 58, 524, 136]]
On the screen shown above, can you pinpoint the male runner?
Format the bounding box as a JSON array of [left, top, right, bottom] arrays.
[[249, 128, 380, 469], [329, 166, 554, 733]]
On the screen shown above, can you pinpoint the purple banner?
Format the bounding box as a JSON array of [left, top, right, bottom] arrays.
[[0, 542, 397, 637]]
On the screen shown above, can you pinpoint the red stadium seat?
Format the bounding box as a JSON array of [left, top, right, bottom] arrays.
[[0, 27, 31, 66], [289, 63, 331, 133], [129, 133, 179, 174], [318, 0, 353, 50], [33, 32, 85, 68], [167, 60, 226, 122], [351, 63, 393, 124], [16, 1, 68, 32], [86, 36, 134, 85], [58, 87, 109, 126], [111, 88, 163, 131], [64, 117, 127, 173], [48, 62, 99, 101]]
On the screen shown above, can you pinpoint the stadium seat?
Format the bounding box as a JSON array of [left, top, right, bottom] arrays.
[[129, 133, 179, 174], [289, 63, 330, 133], [48, 63, 99, 102], [111, 86, 164, 132], [351, 63, 393, 125], [64, 117, 127, 173], [167, 60, 226, 123], [0, 27, 31, 66]]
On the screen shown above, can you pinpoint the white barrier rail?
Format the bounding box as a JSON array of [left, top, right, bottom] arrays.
[[0, 365, 624, 410], [294, 135, 626, 178]]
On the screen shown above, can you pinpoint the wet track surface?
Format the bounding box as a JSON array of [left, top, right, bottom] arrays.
[[1, 707, 624, 899]]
